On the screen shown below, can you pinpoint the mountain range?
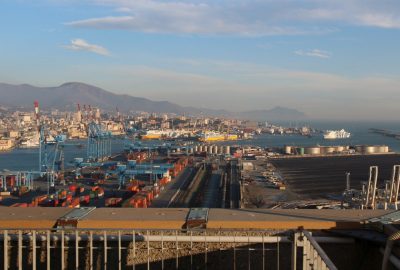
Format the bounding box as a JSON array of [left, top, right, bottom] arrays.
[[0, 82, 306, 121]]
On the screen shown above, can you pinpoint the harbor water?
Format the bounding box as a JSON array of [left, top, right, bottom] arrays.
[[0, 121, 399, 171]]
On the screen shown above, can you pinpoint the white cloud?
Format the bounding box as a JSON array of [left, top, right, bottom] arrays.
[[62, 39, 110, 56], [63, 0, 400, 36], [294, 49, 331, 59]]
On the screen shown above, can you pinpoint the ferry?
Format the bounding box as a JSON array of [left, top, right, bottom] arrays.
[[323, 129, 351, 140], [141, 130, 192, 140], [141, 130, 165, 140], [199, 132, 238, 142]]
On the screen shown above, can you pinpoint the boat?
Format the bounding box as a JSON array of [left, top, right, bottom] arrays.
[[199, 132, 238, 142], [20, 136, 39, 148], [141, 130, 165, 140], [141, 129, 193, 140], [323, 129, 351, 139]]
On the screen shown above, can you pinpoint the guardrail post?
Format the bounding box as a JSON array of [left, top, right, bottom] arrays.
[[32, 230, 36, 270], [75, 230, 79, 270], [104, 230, 108, 270], [118, 231, 122, 270], [4, 230, 8, 270], [291, 232, 298, 270], [89, 231, 93, 270], [18, 230, 22, 270], [61, 230, 65, 270]]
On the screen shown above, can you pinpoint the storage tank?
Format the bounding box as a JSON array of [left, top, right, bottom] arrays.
[[208, 146, 213, 154], [203, 145, 208, 152], [377, 145, 389, 153], [284, 146, 292, 155], [354, 145, 364, 153], [219, 146, 224, 154], [336, 146, 345, 152], [297, 147, 305, 155], [304, 146, 321, 155], [224, 146, 231, 155], [363, 145, 377, 154], [213, 145, 219, 154], [325, 147, 335, 154], [194, 145, 199, 152]]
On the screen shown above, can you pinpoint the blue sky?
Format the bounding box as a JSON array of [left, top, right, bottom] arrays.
[[1, 0, 400, 120]]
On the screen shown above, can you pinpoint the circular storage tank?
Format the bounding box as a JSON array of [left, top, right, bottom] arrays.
[[378, 145, 389, 153], [304, 147, 321, 155], [336, 146, 345, 152], [214, 145, 219, 154], [219, 146, 224, 154], [325, 147, 335, 154], [354, 145, 364, 153], [194, 145, 198, 152], [224, 146, 231, 155], [208, 146, 213, 154], [363, 145, 377, 154], [297, 147, 305, 155], [203, 146, 208, 152], [284, 146, 292, 155]]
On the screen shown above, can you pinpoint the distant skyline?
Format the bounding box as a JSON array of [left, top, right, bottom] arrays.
[[1, 0, 400, 120]]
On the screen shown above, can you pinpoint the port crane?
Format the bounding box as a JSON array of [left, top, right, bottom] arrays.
[[115, 162, 173, 187], [86, 121, 112, 162], [35, 101, 68, 193]]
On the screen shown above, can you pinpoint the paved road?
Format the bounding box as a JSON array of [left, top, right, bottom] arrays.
[[201, 171, 222, 208], [151, 167, 194, 207], [229, 159, 241, 208]]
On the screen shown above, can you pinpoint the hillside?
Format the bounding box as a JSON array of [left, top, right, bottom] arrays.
[[0, 82, 306, 120]]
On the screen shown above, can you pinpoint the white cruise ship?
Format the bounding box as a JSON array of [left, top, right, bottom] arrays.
[[323, 129, 351, 140]]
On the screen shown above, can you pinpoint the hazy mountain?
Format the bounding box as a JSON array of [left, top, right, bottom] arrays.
[[0, 82, 306, 120], [0, 82, 189, 113]]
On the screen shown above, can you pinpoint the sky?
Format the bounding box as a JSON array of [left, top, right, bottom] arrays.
[[1, 0, 400, 120]]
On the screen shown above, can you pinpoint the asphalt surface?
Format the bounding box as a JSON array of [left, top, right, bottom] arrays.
[[151, 167, 194, 207], [271, 154, 400, 199], [229, 160, 241, 208], [201, 171, 222, 208]]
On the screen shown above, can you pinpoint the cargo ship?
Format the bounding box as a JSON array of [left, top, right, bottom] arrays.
[[140, 130, 193, 140], [323, 129, 351, 140], [141, 130, 165, 140], [199, 132, 238, 142]]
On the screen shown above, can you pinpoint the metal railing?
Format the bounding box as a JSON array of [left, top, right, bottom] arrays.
[[0, 228, 345, 270], [300, 231, 338, 270]]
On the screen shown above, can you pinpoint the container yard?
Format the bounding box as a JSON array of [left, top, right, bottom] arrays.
[[1, 105, 400, 269]]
